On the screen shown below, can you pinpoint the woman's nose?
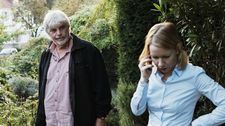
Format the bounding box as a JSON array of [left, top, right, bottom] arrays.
[[158, 59, 165, 68]]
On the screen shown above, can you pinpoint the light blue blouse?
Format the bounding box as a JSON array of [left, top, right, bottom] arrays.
[[131, 63, 225, 126]]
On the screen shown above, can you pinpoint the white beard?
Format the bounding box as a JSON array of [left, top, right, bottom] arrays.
[[54, 36, 70, 46]]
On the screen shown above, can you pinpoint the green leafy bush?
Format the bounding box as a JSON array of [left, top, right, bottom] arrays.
[[88, 19, 111, 49], [70, 0, 118, 49], [0, 84, 37, 125], [0, 24, 10, 47], [0, 84, 17, 103], [8, 76, 38, 99], [0, 67, 10, 85], [70, 5, 93, 34], [9, 37, 48, 79], [114, 80, 135, 126], [0, 25, 46, 126], [114, 0, 159, 83]]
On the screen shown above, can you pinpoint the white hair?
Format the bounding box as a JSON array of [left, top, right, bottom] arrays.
[[43, 10, 70, 34]]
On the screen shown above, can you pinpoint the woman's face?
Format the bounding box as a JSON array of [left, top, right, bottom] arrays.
[[150, 44, 178, 76], [48, 23, 70, 47]]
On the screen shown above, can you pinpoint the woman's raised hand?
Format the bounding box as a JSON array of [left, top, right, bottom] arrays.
[[138, 56, 154, 82]]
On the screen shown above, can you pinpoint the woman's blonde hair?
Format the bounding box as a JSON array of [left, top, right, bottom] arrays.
[[43, 10, 70, 34], [139, 22, 188, 70]]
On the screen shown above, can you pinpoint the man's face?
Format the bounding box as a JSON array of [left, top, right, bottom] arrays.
[[48, 23, 70, 47]]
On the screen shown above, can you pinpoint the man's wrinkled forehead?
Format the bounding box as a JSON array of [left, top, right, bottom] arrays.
[[49, 22, 68, 30]]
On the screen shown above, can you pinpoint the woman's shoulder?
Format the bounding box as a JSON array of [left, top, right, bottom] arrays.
[[184, 63, 206, 76]]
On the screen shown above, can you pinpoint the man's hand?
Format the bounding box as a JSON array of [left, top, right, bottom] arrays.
[[95, 118, 106, 126]]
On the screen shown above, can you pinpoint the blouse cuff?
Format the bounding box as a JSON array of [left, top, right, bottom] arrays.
[[139, 77, 149, 84]]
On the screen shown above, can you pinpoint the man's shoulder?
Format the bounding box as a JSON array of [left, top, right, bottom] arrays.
[[73, 35, 100, 53]]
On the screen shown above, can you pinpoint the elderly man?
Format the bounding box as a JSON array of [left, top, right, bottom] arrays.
[[35, 10, 112, 126]]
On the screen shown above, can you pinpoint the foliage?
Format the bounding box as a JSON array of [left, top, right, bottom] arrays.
[[0, 67, 10, 86], [101, 47, 118, 88], [193, 96, 215, 119], [53, 0, 82, 16], [0, 38, 42, 125], [114, 80, 135, 126], [8, 37, 48, 79], [0, 84, 17, 105], [12, 0, 49, 38], [54, 0, 100, 16], [0, 24, 24, 49], [114, 0, 159, 83], [152, 0, 174, 22], [8, 76, 38, 99], [71, 0, 118, 49], [0, 36, 42, 126], [14, 0, 49, 26], [88, 18, 114, 49], [106, 99, 119, 126], [70, 5, 94, 35], [0, 84, 37, 126], [0, 24, 10, 48], [45, 0, 56, 9]]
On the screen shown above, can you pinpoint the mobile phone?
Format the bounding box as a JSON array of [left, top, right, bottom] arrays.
[[145, 56, 152, 71], [144, 56, 152, 65]]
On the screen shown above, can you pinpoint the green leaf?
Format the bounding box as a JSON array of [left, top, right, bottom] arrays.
[[153, 3, 161, 12], [189, 44, 197, 57]]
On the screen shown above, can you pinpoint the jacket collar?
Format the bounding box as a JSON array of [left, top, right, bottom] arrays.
[[70, 33, 86, 51]]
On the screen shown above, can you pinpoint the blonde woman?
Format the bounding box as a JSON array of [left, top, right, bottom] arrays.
[[131, 22, 225, 126]]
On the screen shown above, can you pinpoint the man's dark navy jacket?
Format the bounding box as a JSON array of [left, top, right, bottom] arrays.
[[35, 33, 112, 126]]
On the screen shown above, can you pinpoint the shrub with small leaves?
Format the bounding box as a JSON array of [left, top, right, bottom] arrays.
[[8, 76, 38, 99], [114, 80, 136, 126], [0, 84, 37, 125]]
